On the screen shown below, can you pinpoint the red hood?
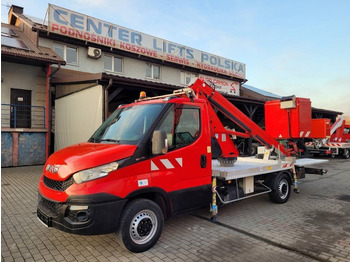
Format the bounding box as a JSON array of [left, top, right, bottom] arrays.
[[44, 143, 137, 180]]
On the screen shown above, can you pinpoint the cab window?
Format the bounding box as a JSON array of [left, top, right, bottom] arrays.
[[156, 105, 200, 150]]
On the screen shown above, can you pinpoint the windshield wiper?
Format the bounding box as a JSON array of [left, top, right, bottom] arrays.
[[99, 139, 120, 143]]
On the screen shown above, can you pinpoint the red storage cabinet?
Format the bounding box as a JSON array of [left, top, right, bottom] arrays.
[[265, 97, 312, 139], [310, 119, 330, 138]]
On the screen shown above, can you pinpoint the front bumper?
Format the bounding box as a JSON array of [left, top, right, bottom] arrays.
[[37, 193, 128, 235]]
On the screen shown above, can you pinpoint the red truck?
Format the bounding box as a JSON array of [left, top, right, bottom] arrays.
[[37, 79, 325, 252], [305, 116, 350, 158]]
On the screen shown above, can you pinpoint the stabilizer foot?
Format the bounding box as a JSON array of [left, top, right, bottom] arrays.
[[210, 216, 218, 223]]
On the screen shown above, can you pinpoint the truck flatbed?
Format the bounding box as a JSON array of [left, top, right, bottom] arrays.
[[212, 157, 328, 180], [295, 158, 328, 166], [212, 157, 293, 180]]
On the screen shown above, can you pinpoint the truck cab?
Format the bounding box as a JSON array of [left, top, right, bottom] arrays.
[[38, 94, 212, 252]]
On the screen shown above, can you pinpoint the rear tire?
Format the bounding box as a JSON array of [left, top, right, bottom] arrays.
[[116, 199, 164, 253], [268, 173, 291, 204], [343, 148, 350, 159]]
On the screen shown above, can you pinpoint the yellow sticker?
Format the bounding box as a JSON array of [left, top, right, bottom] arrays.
[[267, 166, 271, 170], [207, 146, 211, 153]]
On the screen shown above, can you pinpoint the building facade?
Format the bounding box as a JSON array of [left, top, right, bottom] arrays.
[[1, 4, 342, 166], [25, 4, 247, 153], [1, 5, 65, 167]]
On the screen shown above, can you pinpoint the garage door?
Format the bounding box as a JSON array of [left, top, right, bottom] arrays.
[[55, 85, 103, 151]]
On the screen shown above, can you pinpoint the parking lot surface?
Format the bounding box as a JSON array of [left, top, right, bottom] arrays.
[[2, 158, 350, 262]]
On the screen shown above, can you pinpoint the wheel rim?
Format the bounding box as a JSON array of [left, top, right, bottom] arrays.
[[129, 209, 158, 245], [278, 178, 289, 200], [344, 149, 350, 158]]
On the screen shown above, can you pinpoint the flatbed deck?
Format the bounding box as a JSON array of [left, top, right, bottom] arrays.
[[295, 158, 328, 166], [212, 157, 328, 180]]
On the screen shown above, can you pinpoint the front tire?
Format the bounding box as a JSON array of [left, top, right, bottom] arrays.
[[268, 173, 291, 204], [117, 199, 164, 253], [343, 148, 350, 159]]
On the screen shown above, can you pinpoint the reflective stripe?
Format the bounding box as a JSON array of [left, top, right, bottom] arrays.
[[222, 134, 226, 142], [151, 161, 159, 171], [151, 157, 183, 171], [160, 159, 174, 169], [175, 157, 183, 167]]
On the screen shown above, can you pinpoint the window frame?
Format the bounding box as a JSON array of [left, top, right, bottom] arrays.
[[180, 71, 198, 85], [53, 43, 78, 66], [103, 55, 123, 73], [146, 63, 161, 80]]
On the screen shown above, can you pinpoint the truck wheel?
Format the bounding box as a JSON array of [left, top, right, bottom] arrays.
[[268, 173, 291, 204], [117, 199, 164, 253], [343, 149, 350, 159]]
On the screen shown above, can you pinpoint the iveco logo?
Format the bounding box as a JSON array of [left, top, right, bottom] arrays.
[[46, 164, 61, 173]]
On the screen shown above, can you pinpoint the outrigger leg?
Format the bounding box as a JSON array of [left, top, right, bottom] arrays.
[[210, 177, 218, 223], [292, 165, 300, 194]]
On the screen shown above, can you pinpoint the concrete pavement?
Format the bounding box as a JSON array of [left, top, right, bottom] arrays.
[[1, 158, 350, 261]]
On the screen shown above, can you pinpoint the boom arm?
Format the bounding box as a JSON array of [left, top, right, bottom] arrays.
[[330, 116, 345, 142], [190, 79, 290, 157]]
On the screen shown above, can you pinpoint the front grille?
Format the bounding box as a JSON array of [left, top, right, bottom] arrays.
[[39, 194, 62, 213], [43, 176, 74, 191]]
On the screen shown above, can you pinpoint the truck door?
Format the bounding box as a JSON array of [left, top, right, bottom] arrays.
[[151, 103, 212, 214]]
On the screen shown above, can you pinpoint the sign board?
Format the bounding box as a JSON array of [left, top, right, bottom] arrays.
[[48, 4, 246, 79], [199, 75, 240, 96]]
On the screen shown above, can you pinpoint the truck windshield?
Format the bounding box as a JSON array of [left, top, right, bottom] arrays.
[[89, 103, 165, 144]]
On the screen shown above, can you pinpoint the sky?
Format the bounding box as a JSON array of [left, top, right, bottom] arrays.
[[1, 0, 350, 117]]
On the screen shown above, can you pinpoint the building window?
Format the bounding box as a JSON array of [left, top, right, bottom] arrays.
[[181, 72, 198, 85], [53, 44, 78, 66], [104, 55, 123, 73], [146, 64, 160, 79]]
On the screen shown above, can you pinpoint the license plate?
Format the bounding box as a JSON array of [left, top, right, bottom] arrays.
[[37, 209, 52, 227]]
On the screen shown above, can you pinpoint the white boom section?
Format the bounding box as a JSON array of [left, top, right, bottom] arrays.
[[330, 116, 344, 135]]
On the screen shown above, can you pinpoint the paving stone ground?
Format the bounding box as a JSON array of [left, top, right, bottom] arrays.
[[1, 157, 349, 262]]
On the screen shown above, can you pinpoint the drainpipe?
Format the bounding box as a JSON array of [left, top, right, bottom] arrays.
[[45, 64, 51, 160], [45, 63, 61, 160], [104, 78, 113, 120]]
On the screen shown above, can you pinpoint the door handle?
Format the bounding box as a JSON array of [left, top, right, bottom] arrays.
[[200, 154, 207, 168]]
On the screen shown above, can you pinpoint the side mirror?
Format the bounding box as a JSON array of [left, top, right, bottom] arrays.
[[152, 130, 168, 155]]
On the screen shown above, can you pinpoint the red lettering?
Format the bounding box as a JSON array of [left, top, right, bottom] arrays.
[[68, 28, 75, 37], [51, 24, 59, 32], [60, 26, 67, 34], [75, 30, 83, 39], [84, 32, 90, 40], [145, 49, 153, 57], [97, 36, 104, 44]]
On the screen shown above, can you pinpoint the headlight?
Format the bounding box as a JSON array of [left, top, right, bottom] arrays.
[[73, 162, 119, 184]]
